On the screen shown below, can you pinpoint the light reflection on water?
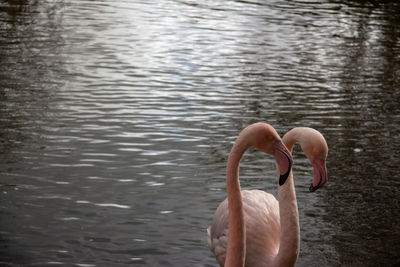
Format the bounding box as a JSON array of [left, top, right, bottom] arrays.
[[0, 0, 399, 266]]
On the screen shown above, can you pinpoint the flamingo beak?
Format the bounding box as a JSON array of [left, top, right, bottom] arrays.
[[272, 140, 293, 186], [309, 158, 327, 192]]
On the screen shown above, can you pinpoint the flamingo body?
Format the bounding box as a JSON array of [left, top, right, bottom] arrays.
[[208, 190, 280, 267]]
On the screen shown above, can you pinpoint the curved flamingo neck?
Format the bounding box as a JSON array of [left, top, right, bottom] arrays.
[[225, 138, 249, 267]]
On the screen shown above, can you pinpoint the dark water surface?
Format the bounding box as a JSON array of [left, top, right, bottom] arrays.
[[1, 0, 399, 266]]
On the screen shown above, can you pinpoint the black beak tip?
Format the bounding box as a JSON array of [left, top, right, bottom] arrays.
[[279, 172, 289, 186], [309, 184, 320, 192]]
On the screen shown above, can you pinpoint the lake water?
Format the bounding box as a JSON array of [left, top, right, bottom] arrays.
[[0, 0, 399, 266]]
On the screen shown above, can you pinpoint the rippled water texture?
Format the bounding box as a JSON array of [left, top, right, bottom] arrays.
[[1, 0, 399, 266]]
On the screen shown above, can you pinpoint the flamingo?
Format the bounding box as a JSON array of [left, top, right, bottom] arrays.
[[207, 123, 328, 267]]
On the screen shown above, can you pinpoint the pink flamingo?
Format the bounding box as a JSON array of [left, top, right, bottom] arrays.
[[207, 124, 328, 267]]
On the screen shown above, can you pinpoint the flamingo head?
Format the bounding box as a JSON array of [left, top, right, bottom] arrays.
[[282, 127, 329, 192], [243, 123, 293, 186]]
